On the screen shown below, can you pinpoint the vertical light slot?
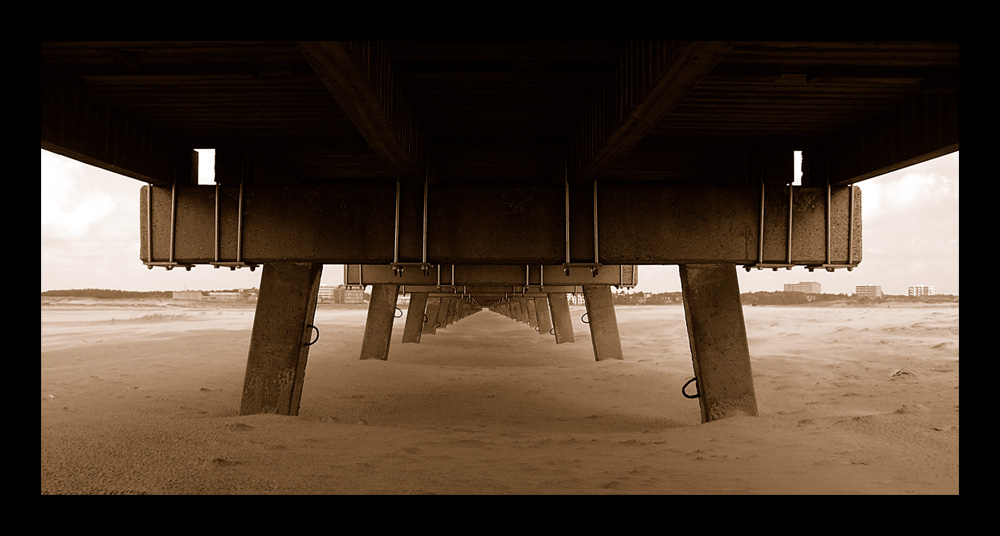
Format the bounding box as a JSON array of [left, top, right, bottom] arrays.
[[793, 150, 803, 186], [196, 148, 216, 185]]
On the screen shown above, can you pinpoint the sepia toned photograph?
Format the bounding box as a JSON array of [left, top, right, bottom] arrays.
[[41, 41, 958, 495]]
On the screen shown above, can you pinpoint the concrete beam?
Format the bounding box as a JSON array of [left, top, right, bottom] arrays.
[[548, 291, 575, 344], [422, 297, 441, 335], [525, 299, 538, 330], [679, 263, 759, 422], [350, 265, 637, 287], [360, 284, 400, 360], [139, 182, 861, 266], [402, 284, 583, 297], [436, 297, 453, 329], [534, 296, 553, 337], [401, 292, 428, 343], [240, 263, 322, 416], [583, 285, 623, 361]]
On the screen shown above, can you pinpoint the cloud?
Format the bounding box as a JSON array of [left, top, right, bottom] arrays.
[[41, 151, 121, 242], [855, 153, 959, 294], [862, 171, 958, 225]]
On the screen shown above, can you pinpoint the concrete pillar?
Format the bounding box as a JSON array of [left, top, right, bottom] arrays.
[[525, 298, 537, 330], [423, 297, 441, 335], [534, 296, 553, 336], [547, 292, 575, 344], [436, 298, 452, 329], [583, 285, 623, 361], [402, 292, 428, 343], [679, 263, 759, 422], [360, 283, 400, 360], [240, 262, 322, 416], [445, 298, 458, 327]]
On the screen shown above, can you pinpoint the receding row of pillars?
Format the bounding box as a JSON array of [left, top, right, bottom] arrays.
[[239, 263, 758, 424]]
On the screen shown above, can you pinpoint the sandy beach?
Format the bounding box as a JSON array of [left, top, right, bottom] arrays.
[[40, 299, 959, 494]]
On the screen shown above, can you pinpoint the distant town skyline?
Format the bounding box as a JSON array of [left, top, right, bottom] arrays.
[[41, 149, 959, 296]]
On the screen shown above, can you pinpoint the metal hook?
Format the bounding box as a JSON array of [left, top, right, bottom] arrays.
[[682, 377, 700, 399], [304, 324, 320, 346]]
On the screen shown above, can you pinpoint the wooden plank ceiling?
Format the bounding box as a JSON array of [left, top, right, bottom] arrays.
[[40, 41, 959, 187]]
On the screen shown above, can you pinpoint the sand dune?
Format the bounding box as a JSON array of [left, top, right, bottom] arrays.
[[40, 301, 959, 494]]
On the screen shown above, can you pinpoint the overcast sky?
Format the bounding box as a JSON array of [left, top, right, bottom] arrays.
[[40, 149, 959, 296]]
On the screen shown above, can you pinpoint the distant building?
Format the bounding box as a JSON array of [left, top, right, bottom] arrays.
[[206, 291, 242, 301], [784, 282, 821, 294], [568, 293, 586, 305], [855, 285, 883, 299], [319, 285, 365, 304], [908, 285, 934, 297], [173, 288, 256, 301], [317, 286, 336, 302]]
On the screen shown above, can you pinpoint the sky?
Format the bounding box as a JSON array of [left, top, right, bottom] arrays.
[[40, 149, 959, 296]]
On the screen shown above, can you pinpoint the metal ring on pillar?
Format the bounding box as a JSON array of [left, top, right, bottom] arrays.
[[395, 307, 403, 318], [305, 324, 320, 346], [682, 377, 700, 399], [423, 314, 428, 323], [549, 327, 555, 335], [581, 312, 589, 324]]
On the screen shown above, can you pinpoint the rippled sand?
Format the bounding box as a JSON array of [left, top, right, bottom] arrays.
[[41, 301, 959, 494]]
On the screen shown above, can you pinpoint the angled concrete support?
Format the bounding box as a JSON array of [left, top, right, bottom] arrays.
[[360, 284, 400, 360], [402, 292, 428, 343], [534, 296, 553, 337], [436, 297, 452, 329], [423, 297, 441, 334], [582, 285, 623, 361], [548, 292, 575, 344], [446, 299, 458, 326], [525, 299, 537, 330], [679, 263, 759, 422], [240, 262, 322, 416]]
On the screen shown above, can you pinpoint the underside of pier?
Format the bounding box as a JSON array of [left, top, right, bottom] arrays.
[[41, 41, 959, 422]]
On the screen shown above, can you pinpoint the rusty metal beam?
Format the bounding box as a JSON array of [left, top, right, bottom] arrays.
[[139, 181, 861, 266]]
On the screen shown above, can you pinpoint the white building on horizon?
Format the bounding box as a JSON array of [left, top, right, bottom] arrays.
[[908, 284, 934, 297], [855, 285, 883, 299], [784, 281, 821, 294]]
